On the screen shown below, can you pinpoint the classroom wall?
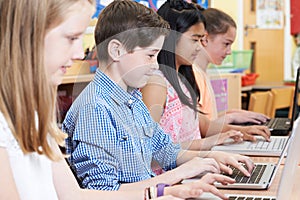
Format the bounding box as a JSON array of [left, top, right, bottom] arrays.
[[211, 0, 240, 50]]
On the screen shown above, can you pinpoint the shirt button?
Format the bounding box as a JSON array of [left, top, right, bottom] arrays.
[[128, 99, 133, 104]]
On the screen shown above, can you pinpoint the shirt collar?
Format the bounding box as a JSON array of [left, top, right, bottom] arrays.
[[93, 69, 142, 106]]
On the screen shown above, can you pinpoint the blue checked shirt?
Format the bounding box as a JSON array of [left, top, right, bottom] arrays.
[[63, 69, 181, 191]]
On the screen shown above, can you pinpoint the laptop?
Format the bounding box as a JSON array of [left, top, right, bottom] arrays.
[[183, 121, 293, 190], [210, 67, 300, 156], [234, 66, 300, 136], [210, 135, 288, 156], [194, 117, 300, 200]]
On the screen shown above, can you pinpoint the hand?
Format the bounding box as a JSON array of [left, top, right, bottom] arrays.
[[204, 151, 254, 177], [175, 157, 220, 180], [239, 125, 271, 142], [203, 130, 244, 147], [225, 109, 269, 124], [165, 173, 235, 200], [153, 195, 184, 200]]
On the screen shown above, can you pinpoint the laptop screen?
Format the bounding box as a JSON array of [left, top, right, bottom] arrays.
[[290, 66, 300, 129]]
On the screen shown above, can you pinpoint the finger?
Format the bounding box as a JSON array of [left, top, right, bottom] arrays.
[[219, 163, 232, 175], [201, 183, 228, 200], [210, 174, 235, 185], [228, 131, 243, 138], [253, 113, 270, 122], [233, 162, 251, 177], [203, 158, 221, 174], [243, 133, 256, 141], [238, 156, 255, 173], [254, 126, 271, 141], [156, 195, 184, 200], [245, 118, 263, 125]]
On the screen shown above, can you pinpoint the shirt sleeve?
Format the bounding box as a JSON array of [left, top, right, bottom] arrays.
[[151, 122, 181, 171], [0, 113, 12, 148], [65, 103, 121, 191]]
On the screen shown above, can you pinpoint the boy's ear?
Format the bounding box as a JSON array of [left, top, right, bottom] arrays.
[[108, 39, 125, 61]]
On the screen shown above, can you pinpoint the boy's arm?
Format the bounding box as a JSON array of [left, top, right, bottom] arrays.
[[64, 104, 122, 191]]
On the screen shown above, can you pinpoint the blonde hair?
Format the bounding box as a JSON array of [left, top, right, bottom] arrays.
[[0, 0, 94, 160]]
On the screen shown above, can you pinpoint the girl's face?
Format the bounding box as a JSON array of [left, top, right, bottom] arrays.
[[44, 1, 94, 86], [175, 22, 206, 69], [205, 26, 236, 65]]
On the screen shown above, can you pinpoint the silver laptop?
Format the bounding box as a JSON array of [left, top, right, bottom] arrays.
[[183, 121, 292, 190], [211, 67, 300, 157], [211, 135, 289, 156], [195, 117, 300, 199]]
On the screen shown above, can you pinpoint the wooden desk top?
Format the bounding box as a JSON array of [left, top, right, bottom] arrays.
[[242, 82, 292, 92]]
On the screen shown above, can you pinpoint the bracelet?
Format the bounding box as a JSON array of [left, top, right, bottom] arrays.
[[149, 186, 156, 199], [144, 187, 150, 200], [156, 183, 170, 197]]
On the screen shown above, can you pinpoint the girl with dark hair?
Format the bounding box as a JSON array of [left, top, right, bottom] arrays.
[[141, 0, 270, 151]]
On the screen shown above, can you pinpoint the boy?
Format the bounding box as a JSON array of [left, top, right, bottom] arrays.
[[63, 0, 252, 193]]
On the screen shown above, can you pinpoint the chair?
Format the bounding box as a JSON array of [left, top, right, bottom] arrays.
[[248, 91, 273, 117], [270, 87, 295, 118]]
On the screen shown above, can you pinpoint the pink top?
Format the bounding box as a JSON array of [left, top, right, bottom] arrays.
[[155, 70, 201, 143]]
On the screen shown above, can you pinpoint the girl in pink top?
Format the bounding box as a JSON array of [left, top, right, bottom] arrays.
[[142, 1, 271, 151], [153, 70, 201, 143]]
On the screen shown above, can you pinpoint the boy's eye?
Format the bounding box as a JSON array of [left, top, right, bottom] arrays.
[[148, 54, 155, 58]]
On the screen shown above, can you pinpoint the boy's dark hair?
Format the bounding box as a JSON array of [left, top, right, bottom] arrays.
[[94, 0, 170, 62], [203, 8, 236, 36], [157, 0, 205, 113]]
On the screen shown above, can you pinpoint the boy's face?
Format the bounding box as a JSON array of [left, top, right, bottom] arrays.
[[116, 35, 165, 89]]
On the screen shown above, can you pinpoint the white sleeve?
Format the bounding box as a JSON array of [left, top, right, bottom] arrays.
[[0, 112, 13, 148]]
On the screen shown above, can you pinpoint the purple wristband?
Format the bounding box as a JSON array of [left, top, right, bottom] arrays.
[[156, 183, 170, 197]]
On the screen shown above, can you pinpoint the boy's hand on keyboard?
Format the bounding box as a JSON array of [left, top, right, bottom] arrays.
[[206, 151, 254, 177], [173, 173, 235, 200]]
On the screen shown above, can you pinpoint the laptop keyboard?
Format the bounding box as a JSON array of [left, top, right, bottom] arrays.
[[247, 137, 286, 150], [228, 196, 276, 200], [227, 164, 267, 184], [265, 118, 290, 129]]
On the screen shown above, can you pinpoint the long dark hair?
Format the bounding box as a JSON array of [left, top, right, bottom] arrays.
[[157, 0, 206, 112]]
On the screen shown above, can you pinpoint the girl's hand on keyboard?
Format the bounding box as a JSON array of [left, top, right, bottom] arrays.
[[205, 151, 254, 177], [224, 109, 270, 124], [209, 130, 244, 146], [238, 125, 271, 142]]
